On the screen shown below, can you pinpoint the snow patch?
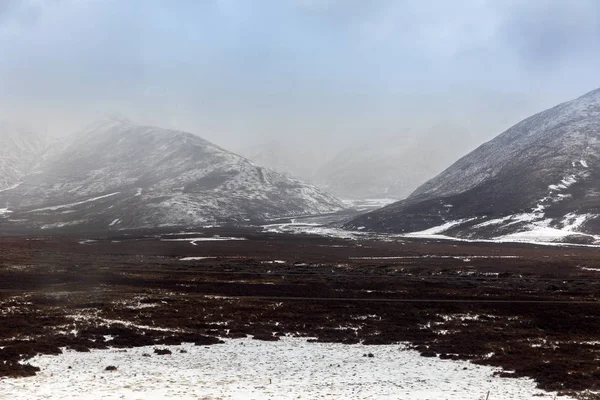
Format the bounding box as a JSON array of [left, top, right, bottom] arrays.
[[0, 182, 22, 192], [161, 236, 247, 245], [350, 255, 520, 260], [0, 338, 565, 400], [263, 222, 365, 240], [28, 192, 120, 212], [496, 224, 598, 243], [561, 213, 593, 231], [578, 266, 600, 272], [405, 218, 477, 237]]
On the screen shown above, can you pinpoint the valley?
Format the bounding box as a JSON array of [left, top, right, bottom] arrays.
[[1, 227, 599, 398]]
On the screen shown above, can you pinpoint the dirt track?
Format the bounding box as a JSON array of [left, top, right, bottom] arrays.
[[1, 227, 600, 396]]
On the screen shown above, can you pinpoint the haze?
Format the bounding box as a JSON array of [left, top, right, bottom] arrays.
[[1, 0, 599, 193]]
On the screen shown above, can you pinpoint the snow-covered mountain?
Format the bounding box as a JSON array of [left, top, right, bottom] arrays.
[[0, 117, 344, 231], [346, 88, 600, 244], [0, 122, 48, 190]]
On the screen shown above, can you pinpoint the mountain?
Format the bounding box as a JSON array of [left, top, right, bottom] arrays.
[[0, 122, 48, 190], [0, 117, 344, 231], [346, 88, 600, 243]]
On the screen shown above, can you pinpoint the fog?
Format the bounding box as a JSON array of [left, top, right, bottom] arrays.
[[1, 0, 599, 193]]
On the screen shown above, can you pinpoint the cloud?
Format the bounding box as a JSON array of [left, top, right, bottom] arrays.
[[0, 0, 598, 151], [496, 1, 600, 70]]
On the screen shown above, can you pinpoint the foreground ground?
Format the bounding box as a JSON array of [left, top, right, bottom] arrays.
[[2, 338, 557, 399], [0, 227, 599, 398]]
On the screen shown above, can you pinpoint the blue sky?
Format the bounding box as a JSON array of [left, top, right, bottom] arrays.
[[0, 0, 599, 151]]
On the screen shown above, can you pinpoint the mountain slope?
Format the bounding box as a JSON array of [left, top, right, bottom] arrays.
[[346, 88, 600, 243], [0, 122, 48, 190], [0, 117, 344, 231]]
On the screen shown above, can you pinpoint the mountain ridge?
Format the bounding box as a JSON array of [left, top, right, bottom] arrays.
[[0, 118, 345, 232]]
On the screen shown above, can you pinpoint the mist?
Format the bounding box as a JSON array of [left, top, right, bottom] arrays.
[[1, 0, 599, 193]]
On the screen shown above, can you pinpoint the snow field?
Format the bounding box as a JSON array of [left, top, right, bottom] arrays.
[[0, 337, 568, 400]]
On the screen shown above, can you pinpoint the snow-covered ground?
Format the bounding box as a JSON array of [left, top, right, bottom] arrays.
[[350, 255, 520, 260], [263, 218, 600, 247], [161, 236, 247, 245], [0, 337, 566, 400], [342, 198, 398, 212], [404, 218, 477, 237], [263, 221, 367, 240], [402, 226, 600, 247]]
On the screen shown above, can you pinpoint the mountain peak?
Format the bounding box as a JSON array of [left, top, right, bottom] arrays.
[[82, 114, 134, 134], [104, 113, 133, 124], [0, 119, 344, 231]]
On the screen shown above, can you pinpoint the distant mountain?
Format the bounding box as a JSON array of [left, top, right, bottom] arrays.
[[0, 117, 344, 231], [346, 88, 600, 244], [314, 124, 477, 200], [0, 122, 48, 190], [239, 139, 332, 182]]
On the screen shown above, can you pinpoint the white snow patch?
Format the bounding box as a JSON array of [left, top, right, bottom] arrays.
[[161, 236, 247, 245], [548, 175, 578, 191], [0, 208, 11, 216], [109, 219, 121, 227], [350, 255, 520, 260], [179, 257, 215, 261], [0, 182, 22, 192], [496, 225, 593, 243], [580, 159, 589, 168], [472, 215, 513, 228], [578, 266, 600, 272], [0, 338, 565, 400], [29, 192, 120, 212], [41, 220, 86, 230], [161, 232, 206, 236], [561, 213, 593, 231], [263, 222, 366, 240], [405, 218, 477, 237], [68, 314, 180, 333]]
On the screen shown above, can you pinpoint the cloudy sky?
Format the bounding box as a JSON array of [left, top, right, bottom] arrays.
[[1, 0, 599, 155]]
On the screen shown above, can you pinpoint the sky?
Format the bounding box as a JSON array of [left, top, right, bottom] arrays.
[[1, 0, 599, 158]]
